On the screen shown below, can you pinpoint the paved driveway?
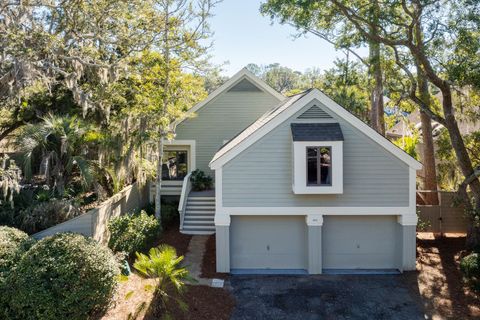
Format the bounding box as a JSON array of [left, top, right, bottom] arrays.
[[228, 274, 424, 320]]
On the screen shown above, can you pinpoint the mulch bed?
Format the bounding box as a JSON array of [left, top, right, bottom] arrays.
[[201, 234, 229, 279], [151, 222, 192, 256], [143, 285, 235, 320], [406, 233, 480, 319]]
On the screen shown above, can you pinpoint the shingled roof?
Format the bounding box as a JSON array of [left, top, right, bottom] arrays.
[[291, 123, 344, 141]]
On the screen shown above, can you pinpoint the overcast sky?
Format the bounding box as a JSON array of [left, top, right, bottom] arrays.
[[208, 0, 348, 76]]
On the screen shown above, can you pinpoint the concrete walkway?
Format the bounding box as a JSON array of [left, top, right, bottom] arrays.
[[182, 235, 218, 286]]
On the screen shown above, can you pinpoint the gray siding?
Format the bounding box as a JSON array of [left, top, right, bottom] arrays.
[[222, 100, 410, 207], [175, 91, 280, 176]]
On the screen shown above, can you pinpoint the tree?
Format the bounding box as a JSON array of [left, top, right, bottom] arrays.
[[260, 0, 387, 134], [246, 63, 303, 93], [316, 0, 480, 247], [151, 0, 216, 222], [0, 0, 159, 122], [15, 114, 95, 196]]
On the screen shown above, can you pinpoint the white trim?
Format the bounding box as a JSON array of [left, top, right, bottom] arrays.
[[165, 139, 196, 172], [218, 206, 413, 215], [409, 167, 417, 213], [293, 141, 343, 194], [210, 89, 422, 171], [174, 68, 284, 128], [397, 214, 418, 226], [215, 167, 223, 214], [306, 214, 323, 226]]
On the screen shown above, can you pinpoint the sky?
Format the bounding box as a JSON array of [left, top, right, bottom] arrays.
[[208, 0, 345, 76]]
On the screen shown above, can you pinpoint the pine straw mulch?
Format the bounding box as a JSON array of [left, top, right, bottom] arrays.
[[201, 234, 229, 279], [403, 233, 480, 319], [101, 224, 235, 320]]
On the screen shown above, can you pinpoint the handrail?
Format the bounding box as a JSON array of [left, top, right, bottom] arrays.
[[178, 172, 193, 230]]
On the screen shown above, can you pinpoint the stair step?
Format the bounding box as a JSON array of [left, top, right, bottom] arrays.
[[184, 215, 214, 220], [187, 201, 215, 205], [188, 197, 215, 200], [185, 212, 215, 216], [183, 222, 215, 228], [185, 207, 215, 210], [185, 208, 215, 215], [180, 229, 215, 235], [183, 220, 214, 225]]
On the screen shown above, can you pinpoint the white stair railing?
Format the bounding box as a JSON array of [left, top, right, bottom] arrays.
[[178, 172, 193, 230]]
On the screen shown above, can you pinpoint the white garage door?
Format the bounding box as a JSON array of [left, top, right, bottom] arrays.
[[322, 216, 398, 270], [230, 216, 307, 270]]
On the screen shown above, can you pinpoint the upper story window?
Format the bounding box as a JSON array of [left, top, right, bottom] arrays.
[[162, 150, 188, 180], [291, 123, 343, 194], [307, 146, 332, 186]]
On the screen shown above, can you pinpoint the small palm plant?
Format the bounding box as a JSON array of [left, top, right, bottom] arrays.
[[130, 245, 192, 319]]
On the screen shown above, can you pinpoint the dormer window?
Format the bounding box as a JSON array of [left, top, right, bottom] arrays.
[[291, 123, 344, 194], [307, 146, 332, 186]]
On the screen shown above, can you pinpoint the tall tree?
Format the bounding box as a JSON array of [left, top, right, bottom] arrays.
[[261, 0, 386, 134], [152, 0, 217, 222], [321, 0, 480, 247]]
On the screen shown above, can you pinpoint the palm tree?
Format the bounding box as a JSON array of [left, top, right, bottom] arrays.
[[131, 245, 192, 319], [16, 114, 94, 196]]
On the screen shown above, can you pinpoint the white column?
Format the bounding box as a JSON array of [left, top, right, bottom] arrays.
[[306, 214, 323, 274], [397, 215, 418, 271], [215, 214, 230, 273]]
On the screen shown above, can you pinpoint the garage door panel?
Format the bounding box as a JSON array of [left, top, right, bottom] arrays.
[[323, 216, 397, 269], [230, 216, 307, 270]]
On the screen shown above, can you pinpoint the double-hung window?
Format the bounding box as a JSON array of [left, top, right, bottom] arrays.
[[306, 146, 332, 186]]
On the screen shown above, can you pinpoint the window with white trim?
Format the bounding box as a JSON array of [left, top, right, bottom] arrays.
[[306, 146, 332, 186]]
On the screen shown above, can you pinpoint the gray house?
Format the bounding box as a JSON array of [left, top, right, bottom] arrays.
[[163, 68, 421, 274]]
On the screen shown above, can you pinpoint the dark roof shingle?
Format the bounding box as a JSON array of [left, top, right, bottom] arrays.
[[291, 123, 344, 141]]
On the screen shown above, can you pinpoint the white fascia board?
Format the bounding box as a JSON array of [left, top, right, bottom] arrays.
[[219, 206, 413, 215], [210, 89, 422, 171], [173, 68, 284, 128]]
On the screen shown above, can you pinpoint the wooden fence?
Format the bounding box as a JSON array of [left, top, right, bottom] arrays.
[[417, 191, 469, 234], [32, 182, 150, 244]]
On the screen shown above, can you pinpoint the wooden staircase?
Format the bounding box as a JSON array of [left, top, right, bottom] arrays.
[[181, 196, 215, 235]]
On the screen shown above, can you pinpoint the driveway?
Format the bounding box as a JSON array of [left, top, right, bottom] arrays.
[[228, 274, 425, 320]]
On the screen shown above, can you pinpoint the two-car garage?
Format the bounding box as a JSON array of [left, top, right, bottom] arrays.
[[229, 215, 399, 273]]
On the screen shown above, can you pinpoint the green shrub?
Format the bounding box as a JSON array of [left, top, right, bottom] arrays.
[[190, 169, 213, 191], [0, 226, 34, 282], [161, 202, 179, 226], [461, 253, 480, 289], [2, 233, 119, 320], [108, 210, 161, 256]]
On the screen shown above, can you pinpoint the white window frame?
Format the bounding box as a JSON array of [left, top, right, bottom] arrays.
[[293, 141, 343, 194]]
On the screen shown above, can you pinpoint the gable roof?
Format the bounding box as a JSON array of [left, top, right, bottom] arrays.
[[173, 68, 284, 128], [210, 89, 422, 170]]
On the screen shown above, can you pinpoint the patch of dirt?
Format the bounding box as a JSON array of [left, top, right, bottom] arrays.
[[201, 235, 229, 279], [153, 222, 192, 256], [144, 285, 235, 320], [408, 233, 480, 319]]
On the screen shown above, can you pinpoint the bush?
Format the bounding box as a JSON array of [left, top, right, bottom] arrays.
[[190, 169, 213, 191], [15, 199, 81, 234], [108, 210, 161, 256], [0, 226, 34, 282], [2, 233, 119, 320], [461, 253, 480, 289]]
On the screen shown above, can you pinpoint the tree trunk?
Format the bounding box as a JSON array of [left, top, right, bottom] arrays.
[[416, 71, 438, 205], [154, 136, 164, 222], [368, 25, 385, 136]]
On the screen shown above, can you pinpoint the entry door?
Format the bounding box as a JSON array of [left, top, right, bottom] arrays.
[[230, 216, 307, 270], [322, 215, 398, 270]]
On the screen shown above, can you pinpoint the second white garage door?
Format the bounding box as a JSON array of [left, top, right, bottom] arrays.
[[230, 216, 307, 270], [322, 215, 398, 270]]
